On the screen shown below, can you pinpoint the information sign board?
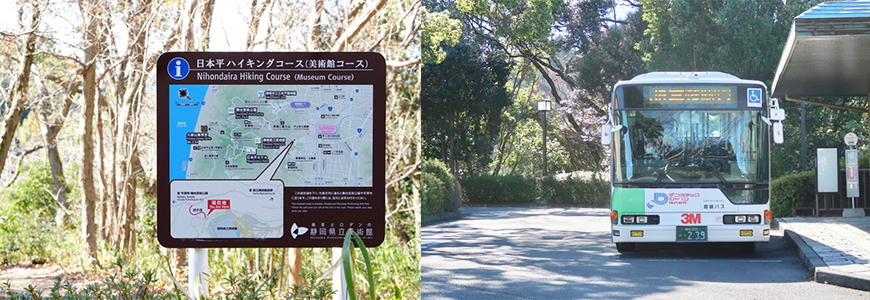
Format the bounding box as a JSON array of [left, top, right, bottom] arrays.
[[817, 147, 839, 194], [157, 52, 385, 248]]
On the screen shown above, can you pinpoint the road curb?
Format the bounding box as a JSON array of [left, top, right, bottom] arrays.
[[816, 267, 870, 292], [783, 228, 870, 292], [422, 210, 462, 226], [783, 229, 824, 275]]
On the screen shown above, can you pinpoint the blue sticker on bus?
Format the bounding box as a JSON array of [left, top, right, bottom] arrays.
[[747, 88, 762, 107]]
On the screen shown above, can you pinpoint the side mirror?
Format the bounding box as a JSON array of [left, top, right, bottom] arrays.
[[601, 124, 612, 145], [773, 122, 784, 144], [770, 108, 785, 121], [601, 124, 623, 145], [768, 98, 785, 144]]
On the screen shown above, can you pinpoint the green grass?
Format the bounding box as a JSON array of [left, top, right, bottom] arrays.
[[1, 230, 418, 299]]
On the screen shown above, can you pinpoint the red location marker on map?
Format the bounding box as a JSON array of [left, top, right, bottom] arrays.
[[207, 199, 231, 217]]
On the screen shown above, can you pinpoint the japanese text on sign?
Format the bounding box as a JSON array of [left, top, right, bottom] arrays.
[[195, 58, 371, 70]]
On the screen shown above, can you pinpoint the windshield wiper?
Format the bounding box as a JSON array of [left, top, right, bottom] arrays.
[[702, 159, 733, 189], [652, 162, 672, 188]]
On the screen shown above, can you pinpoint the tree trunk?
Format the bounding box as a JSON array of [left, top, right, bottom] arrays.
[[114, 78, 143, 255], [181, 0, 197, 51], [0, 3, 40, 178], [255, 248, 261, 273], [245, 0, 274, 50], [307, 0, 324, 50], [35, 77, 77, 211], [288, 248, 302, 286], [277, 248, 287, 289], [267, 248, 275, 280], [174, 249, 187, 272], [246, 249, 254, 271], [491, 131, 513, 176], [77, 0, 102, 268], [107, 0, 153, 257], [38, 108, 69, 210], [118, 146, 141, 254], [197, 0, 216, 51], [97, 97, 109, 240], [414, 106, 422, 256]]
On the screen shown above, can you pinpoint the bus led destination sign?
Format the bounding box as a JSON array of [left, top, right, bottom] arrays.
[[648, 87, 733, 102]]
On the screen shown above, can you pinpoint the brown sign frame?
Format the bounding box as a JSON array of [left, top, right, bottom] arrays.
[[156, 52, 385, 248]]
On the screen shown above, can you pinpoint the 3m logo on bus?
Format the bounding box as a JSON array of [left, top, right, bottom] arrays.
[[681, 213, 701, 224]]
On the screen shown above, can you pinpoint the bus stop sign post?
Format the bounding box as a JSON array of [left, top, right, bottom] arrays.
[[844, 133, 864, 217]]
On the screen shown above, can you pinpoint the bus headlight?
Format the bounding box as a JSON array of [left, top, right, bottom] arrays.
[[747, 215, 760, 223], [724, 215, 761, 224], [618, 215, 659, 225]]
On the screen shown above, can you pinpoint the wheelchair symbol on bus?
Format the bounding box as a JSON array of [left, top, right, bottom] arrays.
[[747, 88, 762, 108]]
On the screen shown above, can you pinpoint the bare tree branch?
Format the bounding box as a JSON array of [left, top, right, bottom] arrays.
[[330, 0, 387, 52], [245, 0, 274, 51], [4, 145, 44, 188], [307, 0, 324, 50], [145, 14, 183, 71], [386, 59, 421, 68], [198, 0, 216, 51]]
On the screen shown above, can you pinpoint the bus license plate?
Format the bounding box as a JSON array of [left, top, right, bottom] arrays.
[[677, 226, 707, 242]]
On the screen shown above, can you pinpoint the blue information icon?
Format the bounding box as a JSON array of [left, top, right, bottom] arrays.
[[747, 88, 762, 108], [168, 57, 190, 80]]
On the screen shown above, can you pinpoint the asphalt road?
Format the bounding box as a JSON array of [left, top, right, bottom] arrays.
[[422, 207, 870, 299]]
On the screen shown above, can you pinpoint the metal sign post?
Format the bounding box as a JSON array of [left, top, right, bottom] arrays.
[[188, 248, 208, 297], [844, 133, 864, 217], [332, 247, 346, 300]]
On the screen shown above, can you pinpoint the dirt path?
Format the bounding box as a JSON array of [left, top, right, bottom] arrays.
[[0, 264, 99, 293]]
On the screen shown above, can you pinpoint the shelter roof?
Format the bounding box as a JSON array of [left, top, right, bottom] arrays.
[[771, 0, 870, 97]]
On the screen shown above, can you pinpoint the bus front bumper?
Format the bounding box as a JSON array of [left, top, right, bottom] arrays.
[[611, 224, 770, 243]]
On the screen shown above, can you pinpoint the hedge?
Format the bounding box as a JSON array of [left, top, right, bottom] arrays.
[[770, 171, 815, 217], [421, 159, 455, 217], [540, 175, 610, 207], [460, 175, 610, 207], [460, 175, 536, 205]]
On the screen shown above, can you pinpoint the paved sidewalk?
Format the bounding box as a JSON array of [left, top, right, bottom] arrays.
[[779, 216, 870, 291]]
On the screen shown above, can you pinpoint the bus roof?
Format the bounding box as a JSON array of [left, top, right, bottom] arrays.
[[614, 72, 766, 89]]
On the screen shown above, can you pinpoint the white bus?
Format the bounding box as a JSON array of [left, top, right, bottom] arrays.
[[600, 72, 784, 252]]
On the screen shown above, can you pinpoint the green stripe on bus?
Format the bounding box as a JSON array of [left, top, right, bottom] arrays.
[[612, 188, 646, 214]]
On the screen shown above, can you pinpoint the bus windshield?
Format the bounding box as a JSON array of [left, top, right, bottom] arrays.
[[612, 109, 769, 186]]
